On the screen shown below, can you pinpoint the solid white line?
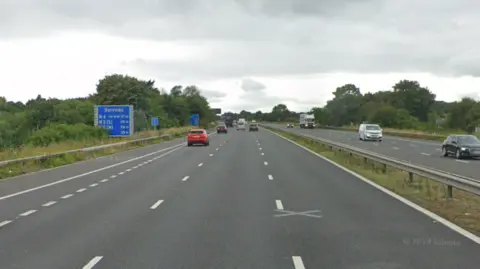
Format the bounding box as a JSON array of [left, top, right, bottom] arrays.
[[182, 176, 189, 181], [264, 161, 268, 165], [456, 160, 470, 164], [82, 256, 103, 269], [77, 188, 87, 193], [90, 183, 98, 187], [198, 163, 203, 167], [20, 210, 36, 216], [268, 175, 273, 180], [209, 153, 213, 156], [292, 256, 305, 269], [264, 127, 480, 245], [421, 153, 430, 156], [0, 220, 12, 228], [275, 200, 284, 210], [100, 179, 108, 183], [42, 201, 57, 207], [0, 143, 185, 202], [150, 200, 164, 209], [61, 194, 73, 199]]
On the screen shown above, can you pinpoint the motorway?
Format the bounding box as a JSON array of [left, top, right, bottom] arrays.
[[0, 128, 479, 268], [266, 123, 480, 180]]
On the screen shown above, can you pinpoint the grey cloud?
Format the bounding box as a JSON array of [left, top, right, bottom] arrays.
[[3, 0, 480, 80], [200, 89, 227, 102], [241, 78, 266, 92]]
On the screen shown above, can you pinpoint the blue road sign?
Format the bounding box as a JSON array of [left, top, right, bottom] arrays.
[[151, 117, 159, 127], [94, 105, 134, 137], [190, 114, 200, 126]]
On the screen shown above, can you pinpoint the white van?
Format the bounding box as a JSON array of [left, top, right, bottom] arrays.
[[358, 124, 382, 141], [237, 121, 246, 130]]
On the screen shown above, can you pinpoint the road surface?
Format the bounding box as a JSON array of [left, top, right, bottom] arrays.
[[265, 123, 480, 180], [0, 128, 479, 268]]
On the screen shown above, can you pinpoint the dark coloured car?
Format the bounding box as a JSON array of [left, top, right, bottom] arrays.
[[217, 125, 228, 133], [441, 135, 480, 159], [249, 123, 259, 131]]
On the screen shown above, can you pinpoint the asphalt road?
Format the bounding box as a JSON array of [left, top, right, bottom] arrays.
[[0, 128, 479, 268], [266, 123, 480, 180]]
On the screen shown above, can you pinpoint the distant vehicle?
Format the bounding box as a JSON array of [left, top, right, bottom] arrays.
[[187, 129, 209, 146], [224, 115, 234, 127], [237, 121, 246, 131], [287, 123, 294, 128], [299, 114, 315, 128], [249, 123, 259, 131], [358, 124, 382, 141], [233, 120, 237, 126], [217, 124, 228, 134], [442, 135, 480, 159], [238, 118, 246, 125]]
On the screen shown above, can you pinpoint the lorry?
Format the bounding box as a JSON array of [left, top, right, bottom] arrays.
[[223, 114, 234, 127], [299, 114, 315, 129]]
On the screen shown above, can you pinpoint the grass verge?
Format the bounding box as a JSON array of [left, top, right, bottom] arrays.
[[0, 126, 193, 180], [266, 126, 480, 236]]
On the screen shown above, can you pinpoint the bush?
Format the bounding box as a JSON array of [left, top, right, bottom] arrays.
[[25, 124, 109, 147]]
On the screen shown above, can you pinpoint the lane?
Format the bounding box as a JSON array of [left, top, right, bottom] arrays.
[[94, 128, 294, 268], [0, 133, 229, 269], [0, 133, 217, 222], [0, 135, 191, 197], [267, 123, 480, 179], [257, 127, 480, 269]]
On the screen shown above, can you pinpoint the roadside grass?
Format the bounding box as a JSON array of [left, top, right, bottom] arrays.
[[0, 126, 193, 180], [267, 127, 480, 236]]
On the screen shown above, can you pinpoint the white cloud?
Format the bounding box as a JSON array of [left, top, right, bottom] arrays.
[[1, 0, 480, 112]]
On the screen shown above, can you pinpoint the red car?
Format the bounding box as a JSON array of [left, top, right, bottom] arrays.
[[187, 129, 209, 146], [217, 125, 228, 133]]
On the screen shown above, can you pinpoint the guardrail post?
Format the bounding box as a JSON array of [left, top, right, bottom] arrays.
[[408, 172, 413, 183], [382, 163, 387, 173], [447, 185, 453, 198]]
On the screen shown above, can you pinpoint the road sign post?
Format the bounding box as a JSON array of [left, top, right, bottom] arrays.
[[94, 105, 134, 137]]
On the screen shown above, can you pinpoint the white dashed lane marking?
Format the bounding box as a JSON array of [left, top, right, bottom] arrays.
[[150, 200, 164, 209], [0, 220, 12, 228], [42, 201, 57, 207], [110, 175, 116, 178], [19, 210, 36, 217], [90, 183, 98, 187], [292, 256, 306, 269], [82, 256, 103, 269], [264, 161, 268, 165], [182, 176, 190, 181], [100, 179, 108, 183], [209, 153, 213, 156], [76, 188, 87, 193], [421, 153, 430, 156], [268, 175, 274, 180], [275, 200, 284, 210], [61, 194, 73, 199], [198, 163, 203, 167], [261, 153, 264, 155]]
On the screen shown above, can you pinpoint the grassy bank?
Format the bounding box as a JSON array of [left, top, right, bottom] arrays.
[[0, 126, 193, 180], [265, 126, 480, 236]]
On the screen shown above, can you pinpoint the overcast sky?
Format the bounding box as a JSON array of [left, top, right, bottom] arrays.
[[1, 0, 480, 112]]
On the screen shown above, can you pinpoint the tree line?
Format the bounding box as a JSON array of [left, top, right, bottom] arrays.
[[225, 80, 480, 133], [0, 74, 216, 148]]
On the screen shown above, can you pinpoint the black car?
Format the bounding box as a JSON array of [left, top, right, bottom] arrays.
[[249, 123, 259, 131], [441, 135, 480, 159], [217, 125, 228, 133]]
